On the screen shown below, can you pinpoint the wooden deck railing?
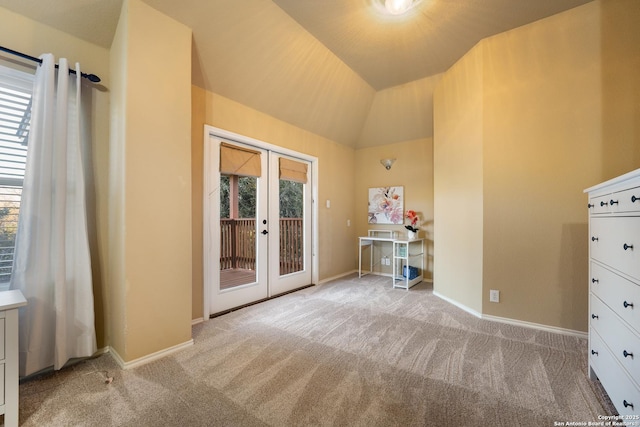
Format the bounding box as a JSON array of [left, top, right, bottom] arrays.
[[220, 218, 303, 275]]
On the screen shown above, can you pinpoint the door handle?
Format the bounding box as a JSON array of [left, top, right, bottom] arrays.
[[261, 230, 268, 235]]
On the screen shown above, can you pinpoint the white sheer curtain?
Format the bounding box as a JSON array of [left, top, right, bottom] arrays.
[[10, 54, 96, 376]]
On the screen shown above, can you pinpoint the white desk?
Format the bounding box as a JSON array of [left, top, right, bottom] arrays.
[[358, 232, 424, 289], [358, 235, 395, 278]]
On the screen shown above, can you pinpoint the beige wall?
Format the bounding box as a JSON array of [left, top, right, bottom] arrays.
[[0, 6, 111, 348], [110, 0, 193, 361], [356, 74, 442, 149], [354, 139, 434, 279], [433, 44, 484, 314], [191, 86, 357, 320], [600, 0, 640, 176], [434, 0, 640, 332], [481, 3, 602, 330]]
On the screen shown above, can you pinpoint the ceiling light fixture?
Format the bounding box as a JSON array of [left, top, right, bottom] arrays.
[[384, 0, 415, 15]]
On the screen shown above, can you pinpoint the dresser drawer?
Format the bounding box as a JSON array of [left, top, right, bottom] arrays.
[[591, 295, 640, 383], [589, 194, 613, 214], [610, 186, 640, 214], [590, 217, 640, 281], [591, 262, 640, 335], [590, 329, 640, 416]]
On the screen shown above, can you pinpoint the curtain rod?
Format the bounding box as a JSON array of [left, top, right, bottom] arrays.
[[0, 45, 101, 83]]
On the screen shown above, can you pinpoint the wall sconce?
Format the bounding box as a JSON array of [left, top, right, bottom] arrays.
[[380, 158, 396, 170]]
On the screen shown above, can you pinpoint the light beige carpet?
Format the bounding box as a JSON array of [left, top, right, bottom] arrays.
[[16, 274, 615, 426]]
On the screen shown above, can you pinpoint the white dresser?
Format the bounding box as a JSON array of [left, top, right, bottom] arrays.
[[0, 290, 27, 427], [585, 168, 640, 417]]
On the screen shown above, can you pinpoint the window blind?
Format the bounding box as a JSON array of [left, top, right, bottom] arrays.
[[220, 142, 261, 177], [279, 157, 308, 184], [0, 66, 33, 286]]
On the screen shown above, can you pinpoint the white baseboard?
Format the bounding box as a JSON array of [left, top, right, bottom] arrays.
[[433, 291, 482, 318], [433, 291, 586, 339], [191, 317, 204, 325], [109, 339, 195, 370], [481, 314, 587, 339]]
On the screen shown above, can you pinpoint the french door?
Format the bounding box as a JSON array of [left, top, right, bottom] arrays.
[[204, 129, 314, 316]]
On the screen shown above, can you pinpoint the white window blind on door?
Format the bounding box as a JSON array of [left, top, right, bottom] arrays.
[[0, 66, 33, 288]]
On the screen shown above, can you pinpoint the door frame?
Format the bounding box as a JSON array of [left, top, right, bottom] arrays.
[[203, 125, 319, 319]]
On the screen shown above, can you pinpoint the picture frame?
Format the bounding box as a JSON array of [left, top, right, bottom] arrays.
[[368, 186, 404, 225]]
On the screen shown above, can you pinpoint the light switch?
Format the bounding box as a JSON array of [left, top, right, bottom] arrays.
[[326, 200, 331, 208]]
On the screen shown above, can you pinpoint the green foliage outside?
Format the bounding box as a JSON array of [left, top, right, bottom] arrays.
[[220, 175, 303, 219]]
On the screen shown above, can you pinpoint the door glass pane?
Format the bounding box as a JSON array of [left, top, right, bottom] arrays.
[[279, 179, 303, 275], [220, 174, 257, 289]]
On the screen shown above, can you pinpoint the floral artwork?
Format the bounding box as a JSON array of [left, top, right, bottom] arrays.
[[368, 186, 404, 224]]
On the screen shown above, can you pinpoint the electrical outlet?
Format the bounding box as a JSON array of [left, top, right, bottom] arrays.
[[489, 290, 500, 303]]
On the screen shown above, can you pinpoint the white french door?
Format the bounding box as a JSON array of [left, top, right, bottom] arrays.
[[268, 153, 312, 297], [204, 128, 316, 316]]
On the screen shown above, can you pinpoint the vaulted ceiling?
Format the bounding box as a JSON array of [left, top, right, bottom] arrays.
[[0, 0, 593, 147]]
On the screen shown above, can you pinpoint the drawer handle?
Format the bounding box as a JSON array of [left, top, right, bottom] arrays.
[[624, 243, 634, 251], [588, 203, 594, 209], [600, 201, 609, 207], [624, 350, 634, 359], [591, 314, 599, 319], [624, 301, 634, 309], [610, 199, 619, 205], [624, 400, 635, 410], [591, 236, 599, 242], [591, 349, 598, 356], [632, 195, 639, 203], [591, 278, 599, 284]]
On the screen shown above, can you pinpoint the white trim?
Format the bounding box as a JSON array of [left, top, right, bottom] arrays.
[[433, 291, 587, 339], [481, 314, 587, 339], [108, 339, 194, 370], [191, 317, 204, 326], [203, 125, 212, 320], [433, 291, 482, 318], [205, 126, 318, 163]]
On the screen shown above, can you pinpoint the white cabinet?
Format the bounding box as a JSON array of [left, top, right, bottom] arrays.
[[392, 238, 424, 290], [0, 290, 27, 427], [585, 168, 640, 417]]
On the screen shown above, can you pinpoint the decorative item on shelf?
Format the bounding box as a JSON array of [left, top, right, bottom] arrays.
[[403, 265, 419, 280], [397, 245, 407, 257], [405, 209, 419, 239], [380, 158, 396, 170]]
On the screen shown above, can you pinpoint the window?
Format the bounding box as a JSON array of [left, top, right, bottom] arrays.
[[0, 65, 33, 290]]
